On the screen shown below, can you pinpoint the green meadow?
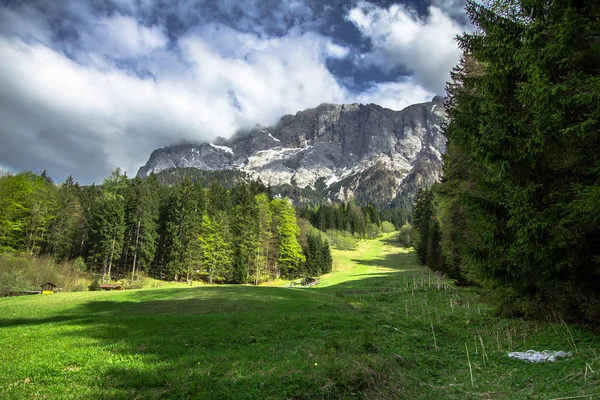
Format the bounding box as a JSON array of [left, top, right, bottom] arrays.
[[1, 233, 599, 399]]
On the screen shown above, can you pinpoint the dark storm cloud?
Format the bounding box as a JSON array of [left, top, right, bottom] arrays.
[[0, 0, 470, 183]]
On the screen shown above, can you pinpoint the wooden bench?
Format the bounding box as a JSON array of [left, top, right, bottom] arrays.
[[99, 284, 124, 291]]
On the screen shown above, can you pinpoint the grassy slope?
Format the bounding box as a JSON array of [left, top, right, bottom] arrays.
[[1, 233, 599, 399]]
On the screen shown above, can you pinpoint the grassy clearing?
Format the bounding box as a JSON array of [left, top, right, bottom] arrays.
[[1, 233, 599, 399]]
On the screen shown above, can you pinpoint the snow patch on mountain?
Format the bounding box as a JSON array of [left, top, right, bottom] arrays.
[[138, 97, 447, 204]]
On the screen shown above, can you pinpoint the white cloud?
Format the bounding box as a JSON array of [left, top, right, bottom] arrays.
[[346, 1, 467, 94], [355, 79, 433, 110], [100, 15, 168, 56], [0, 28, 356, 183], [0, 1, 452, 184], [325, 42, 350, 59]]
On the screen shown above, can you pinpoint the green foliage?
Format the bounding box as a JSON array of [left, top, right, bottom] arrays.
[[380, 221, 396, 233], [365, 223, 381, 239], [325, 230, 358, 251], [398, 223, 413, 248], [47, 176, 85, 260], [297, 202, 401, 237], [433, 0, 600, 319], [0, 168, 306, 287], [0, 255, 90, 295], [72, 257, 87, 272], [412, 188, 434, 265], [0, 172, 57, 255], [271, 199, 305, 278], [88, 277, 100, 291], [321, 239, 333, 274]]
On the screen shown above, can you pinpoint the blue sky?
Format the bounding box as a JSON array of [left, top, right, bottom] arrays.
[[0, 0, 470, 183]]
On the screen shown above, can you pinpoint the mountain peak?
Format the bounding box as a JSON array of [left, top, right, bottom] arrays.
[[138, 99, 447, 205]]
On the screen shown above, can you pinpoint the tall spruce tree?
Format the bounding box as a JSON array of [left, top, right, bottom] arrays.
[[88, 169, 128, 281], [230, 183, 259, 284], [321, 239, 333, 274], [47, 176, 85, 260], [439, 0, 600, 319], [255, 193, 272, 284], [413, 188, 435, 266], [271, 198, 305, 278], [124, 175, 160, 280]]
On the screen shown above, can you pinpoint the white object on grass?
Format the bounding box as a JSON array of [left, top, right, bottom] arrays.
[[507, 350, 572, 363]]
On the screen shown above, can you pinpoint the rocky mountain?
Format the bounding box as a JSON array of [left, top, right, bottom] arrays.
[[138, 96, 447, 206]]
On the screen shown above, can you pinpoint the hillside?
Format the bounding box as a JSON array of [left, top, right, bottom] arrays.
[[1, 234, 599, 399], [138, 97, 447, 206]]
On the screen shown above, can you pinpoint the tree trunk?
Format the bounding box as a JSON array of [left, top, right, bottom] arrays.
[[106, 237, 116, 282], [132, 219, 141, 281], [255, 248, 259, 285]]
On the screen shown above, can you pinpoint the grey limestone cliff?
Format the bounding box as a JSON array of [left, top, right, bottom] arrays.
[[138, 96, 447, 205]]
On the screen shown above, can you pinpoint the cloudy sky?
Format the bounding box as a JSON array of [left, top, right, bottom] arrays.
[[0, 0, 470, 184]]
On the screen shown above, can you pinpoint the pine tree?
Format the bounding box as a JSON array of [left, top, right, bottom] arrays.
[[123, 175, 160, 281], [47, 176, 85, 260], [439, 0, 600, 318], [321, 239, 333, 274], [271, 198, 305, 278], [305, 233, 323, 277], [230, 183, 260, 284], [255, 193, 272, 284], [412, 188, 434, 266]]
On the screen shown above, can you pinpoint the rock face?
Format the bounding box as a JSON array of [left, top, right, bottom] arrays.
[[138, 96, 447, 205]]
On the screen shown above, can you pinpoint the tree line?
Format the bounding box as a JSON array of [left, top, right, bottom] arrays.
[[297, 202, 404, 238], [413, 0, 600, 322], [0, 169, 333, 284]]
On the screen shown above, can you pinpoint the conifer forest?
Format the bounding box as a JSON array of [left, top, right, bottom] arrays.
[[0, 169, 406, 289]]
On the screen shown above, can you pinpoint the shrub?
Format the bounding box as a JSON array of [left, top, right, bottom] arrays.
[[326, 230, 357, 250], [0, 255, 91, 295], [381, 221, 396, 233], [398, 224, 413, 248], [72, 257, 87, 272], [366, 223, 381, 239], [88, 277, 101, 291]]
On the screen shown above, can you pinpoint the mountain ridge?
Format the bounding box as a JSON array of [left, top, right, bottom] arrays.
[[138, 97, 447, 205]]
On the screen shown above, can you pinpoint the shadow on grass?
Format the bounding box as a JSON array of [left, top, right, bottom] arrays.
[[0, 246, 427, 399], [378, 233, 403, 247], [0, 285, 398, 399]]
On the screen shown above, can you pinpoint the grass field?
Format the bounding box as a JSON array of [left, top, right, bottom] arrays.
[[1, 233, 600, 399]]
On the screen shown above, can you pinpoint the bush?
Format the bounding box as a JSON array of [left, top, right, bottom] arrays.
[[0, 255, 91, 295], [88, 277, 101, 291], [326, 230, 357, 250], [366, 223, 381, 239], [123, 272, 149, 290], [72, 257, 87, 272], [381, 221, 396, 233], [398, 224, 413, 248]]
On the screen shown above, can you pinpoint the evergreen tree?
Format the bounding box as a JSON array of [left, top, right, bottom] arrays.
[[89, 193, 125, 281], [305, 233, 323, 277], [199, 212, 233, 283], [412, 188, 434, 266], [321, 239, 333, 274], [160, 178, 205, 281], [47, 176, 85, 260], [271, 198, 305, 278], [230, 183, 260, 284], [123, 175, 160, 280], [438, 0, 600, 319], [255, 193, 272, 284], [89, 169, 127, 280]]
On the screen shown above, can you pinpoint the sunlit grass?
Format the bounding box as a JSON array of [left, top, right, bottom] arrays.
[[1, 232, 600, 399]]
